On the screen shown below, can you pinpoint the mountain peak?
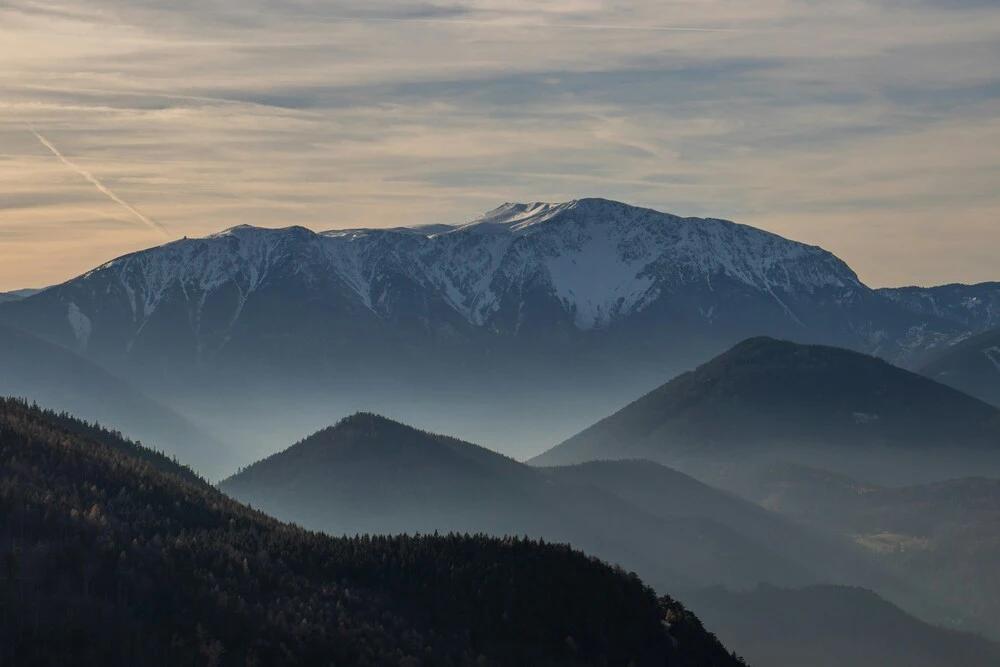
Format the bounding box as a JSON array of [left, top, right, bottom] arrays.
[[720, 336, 854, 362], [220, 413, 527, 506], [462, 198, 660, 234], [533, 337, 1000, 481], [329, 411, 412, 434], [210, 223, 316, 239]]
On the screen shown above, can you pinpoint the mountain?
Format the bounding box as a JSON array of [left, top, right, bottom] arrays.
[[685, 585, 1000, 667], [749, 463, 1000, 639], [878, 282, 1000, 331], [0, 199, 880, 361], [921, 327, 1000, 406], [0, 397, 744, 667], [219, 413, 908, 596], [1, 198, 992, 464], [0, 322, 231, 477], [532, 337, 1000, 485]]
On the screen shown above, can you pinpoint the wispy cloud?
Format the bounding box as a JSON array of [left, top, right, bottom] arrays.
[[0, 0, 998, 289], [30, 130, 168, 237], [315, 15, 737, 32]]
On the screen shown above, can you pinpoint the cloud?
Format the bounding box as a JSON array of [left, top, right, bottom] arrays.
[[0, 0, 998, 289]]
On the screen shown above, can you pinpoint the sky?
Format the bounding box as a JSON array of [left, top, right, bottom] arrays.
[[1, 0, 998, 291]]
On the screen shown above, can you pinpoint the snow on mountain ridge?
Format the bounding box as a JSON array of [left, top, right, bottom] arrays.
[[878, 283, 1000, 333], [62, 199, 867, 335]]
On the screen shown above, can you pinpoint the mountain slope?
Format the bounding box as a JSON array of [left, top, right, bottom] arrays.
[[749, 463, 1000, 639], [220, 413, 905, 595], [536, 459, 905, 596], [532, 337, 1000, 484], [878, 282, 1000, 336], [0, 323, 231, 477], [921, 327, 1000, 406], [686, 585, 1000, 667], [0, 398, 743, 667], [3, 198, 991, 462]]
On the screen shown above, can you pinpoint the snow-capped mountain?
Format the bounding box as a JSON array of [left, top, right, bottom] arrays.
[[3, 197, 992, 369], [1, 198, 882, 353], [343, 199, 866, 332], [1, 198, 994, 461]]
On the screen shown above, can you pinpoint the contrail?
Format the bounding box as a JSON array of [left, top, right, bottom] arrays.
[[30, 130, 168, 237]]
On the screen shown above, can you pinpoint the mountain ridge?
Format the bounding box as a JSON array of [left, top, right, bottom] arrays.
[[532, 336, 1000, 484], [921, 327, 1000, 406], [8, 199, 993, 353], [0, 198, 913, 348], [0, 322, 230, 476]]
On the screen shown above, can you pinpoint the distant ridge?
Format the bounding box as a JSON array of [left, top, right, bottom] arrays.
[[687, 585, 1000, 667], [532, 337, 1000, 484], [921, 327, 1000, 407], [0, 322, 230, 476]]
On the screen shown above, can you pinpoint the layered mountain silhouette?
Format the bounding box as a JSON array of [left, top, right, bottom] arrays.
[[921, 327, 1000, 407], [220, 413, 902, 595], [532, 337, 1000, 485], [686, 584, 1000, 667], [1, 198, 996, 465], [2, 197, 996, 664], [0, 397, 744, 666], [750, 463, 1000, 639], [878, 282, 1000, 361], [0, 322, 230, 476]]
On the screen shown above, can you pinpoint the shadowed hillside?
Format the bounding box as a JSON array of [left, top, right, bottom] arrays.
[[533, 337, 1000, 485], [0, 398, 743, 667], [220, 413, 916, 597], [686, 585, 1000, 667], [922, 327, 1000, 407], [749, 463, 1000, 639], [0, 323, 230, 477]]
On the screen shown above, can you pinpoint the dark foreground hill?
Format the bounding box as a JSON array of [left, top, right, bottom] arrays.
[[533, 337, 1000, 485], [0, 398, 743, 667], [685, 585, 1000, 667]]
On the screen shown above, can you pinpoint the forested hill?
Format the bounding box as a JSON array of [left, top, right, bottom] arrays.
[[0, 398, 205, 486], [533, 337, 1000, 484], [0, 398, 744, 666]]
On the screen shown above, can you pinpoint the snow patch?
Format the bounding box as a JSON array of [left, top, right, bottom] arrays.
[[66, 302, 92, 348], [544, 223, 655, 329], [985, 346, 1000, 374]]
